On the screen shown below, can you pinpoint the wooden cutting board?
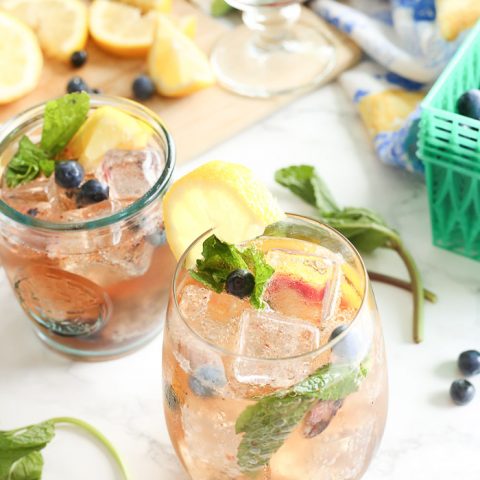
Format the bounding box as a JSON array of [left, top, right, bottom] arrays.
[[0, 1, 360, 164]]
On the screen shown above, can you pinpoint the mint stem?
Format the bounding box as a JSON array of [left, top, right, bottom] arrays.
[[387, 240, 425, 343], [50, 417, 130, 480], [368, 271, 437, 303]]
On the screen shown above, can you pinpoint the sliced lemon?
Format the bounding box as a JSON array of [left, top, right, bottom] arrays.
[[163, 161, 285, 263], [177, 14, 197, 39], [1, 0, 88, 61], [0, 11, 42, 104], [148, 15, 215, 97], [89, 0, 158, 57], [117, 0, 172, 12], [67, 106, 152, 171]]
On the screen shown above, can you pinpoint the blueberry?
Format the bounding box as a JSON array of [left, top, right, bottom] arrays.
[[188, 365, 226, 397], [76, 179, 109, 207], [458, 350, 480, 376], [146, 228, 166, 246], [450, 379, 475, 406], [27, 208, 38, 217], [132, 75, 156, 100], [164, 383, 179, 410], [67, 76, 89, 94], [55, 160, 85, 189], [226, 269, 255, 298], [70, 50, 88, 68], [457, 89, 480, 120], [329, 324, 363, 361]]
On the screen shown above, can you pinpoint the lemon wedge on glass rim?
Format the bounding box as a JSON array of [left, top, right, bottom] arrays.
[[163, 161, 285, 265]]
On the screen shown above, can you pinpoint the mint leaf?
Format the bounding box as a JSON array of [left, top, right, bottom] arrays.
[[189, 235, 274, 308], [40, 92, 90, 156], [275, 165, 339, 213], [0, 421, 55, 479], [190, 235, 248, 293], [235, 362, 367, 472], [241, 247, 274, 309], [10, 452, 43, 480]]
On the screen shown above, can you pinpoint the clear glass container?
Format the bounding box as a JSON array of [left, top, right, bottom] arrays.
[[0, 96, 176, 361], [163, 214, 388, 479], [210, 1, 337, 97]]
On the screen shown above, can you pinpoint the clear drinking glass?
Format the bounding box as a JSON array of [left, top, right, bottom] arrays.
[[0, 96, 176, 361], [163, 214, 388, 479], [210, 0, 337, 97]]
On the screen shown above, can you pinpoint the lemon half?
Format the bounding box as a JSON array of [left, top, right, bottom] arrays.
[[163, 161, 285, 262]]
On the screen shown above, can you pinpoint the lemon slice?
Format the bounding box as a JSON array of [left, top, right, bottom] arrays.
[[148, 15, 215, 97], [89, 0, 158, 57], [163, 161, 285, 262], [0, 11, 42, 104], [1, 0, 88, 61], [67, 106, 152, 171]]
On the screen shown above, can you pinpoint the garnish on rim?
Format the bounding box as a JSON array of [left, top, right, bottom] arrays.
[[190, 234, 274, 309], [5, 92, 90, 188]]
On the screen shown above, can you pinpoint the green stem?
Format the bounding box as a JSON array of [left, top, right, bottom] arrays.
[[50, 417, 130, 480], [387, 240, 425, 344], [368, 271, 437, 303]]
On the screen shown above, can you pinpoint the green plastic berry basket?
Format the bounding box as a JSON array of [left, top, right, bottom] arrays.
[[418, 20, 480, 261]]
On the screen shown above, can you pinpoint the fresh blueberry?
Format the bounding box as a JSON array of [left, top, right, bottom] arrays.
[[188, 365, 226, 397], [329, 325, 348, 341], [76, 179, 109, 206], [329, 324, 363, 361], [132, 75, 156, 101], [164, 383, 179, 410], [226, 269, 255, 299], [55, 160, 85, 189], [458, 350, 480, 376], [27, 208, 39, 217], [450, 379, 475, 406], [67, 76, 89, 94], [146, 228, 166, 246], [70, 50, 88, 68], [457, 89, 480, 120]]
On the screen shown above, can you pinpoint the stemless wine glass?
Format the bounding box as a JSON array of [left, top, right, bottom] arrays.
[[210, 0, 337, 97], [163, 214, 388, 479], [0, 96, 176, 361]]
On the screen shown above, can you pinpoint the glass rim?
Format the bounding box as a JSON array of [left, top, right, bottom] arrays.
[[0, 94, 176, 231], [172, 212, 369, 362]]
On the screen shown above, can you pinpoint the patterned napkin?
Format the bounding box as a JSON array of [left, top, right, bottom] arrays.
[[310, 0, 480, 173]]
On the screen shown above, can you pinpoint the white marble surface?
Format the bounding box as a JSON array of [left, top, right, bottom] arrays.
[[1, 83, 480, 479]]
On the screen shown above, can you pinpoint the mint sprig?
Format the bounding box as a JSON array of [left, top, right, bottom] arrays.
[[0, 417, 130, 480], [40, 92, 89, 156], [235, 362, 368, 472], [275, 165, 429, 343], [5, 92, 90, 188], [190, 234, 274, 309]]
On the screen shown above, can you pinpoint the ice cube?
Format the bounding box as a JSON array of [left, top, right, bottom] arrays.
[[178, 284, 245, 354], [46, 175, 77, 211], [1, 176, 51, 215], [99, 235, 155, 278], [55, 199, 120, 223], [96, 149, 165, 201], [233, 310, 320, 388]]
